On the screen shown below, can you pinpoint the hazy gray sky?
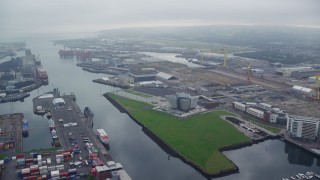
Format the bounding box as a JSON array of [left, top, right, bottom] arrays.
[[0, 0, 319, 35]]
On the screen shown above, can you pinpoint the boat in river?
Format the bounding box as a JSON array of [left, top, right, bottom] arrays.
[[96, 129, 109, 145], [46, 111, 52, 119], [84, 107, 94, 118], [37, 68, 49, 85], [34, 105, 46, 115]]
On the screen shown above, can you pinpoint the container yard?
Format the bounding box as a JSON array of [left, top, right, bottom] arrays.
[[0, 88, 131, 180], [0, 113, 24, 156]]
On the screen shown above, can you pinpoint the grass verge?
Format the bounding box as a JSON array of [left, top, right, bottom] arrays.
[[107, 93, 250, 174]]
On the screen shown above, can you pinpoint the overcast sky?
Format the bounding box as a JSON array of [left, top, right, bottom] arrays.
[[0, 0, 319, 35]]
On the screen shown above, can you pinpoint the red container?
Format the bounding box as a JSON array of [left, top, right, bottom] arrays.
[[16, 154, 25, 159], [59, 172, 69, 177], [90, 168, 97, 175], [26, 158, 33, 163], [65, 149, 72, 153], [30, 171, 39, 176], [22, 173, 30, 177], [64, 156, 71, 161], [41, 153, 51, 157], [63, 152, 71, 156], [30, 169, 39, 173]]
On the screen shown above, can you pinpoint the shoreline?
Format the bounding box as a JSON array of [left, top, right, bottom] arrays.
[[104, 93, 279, 178]]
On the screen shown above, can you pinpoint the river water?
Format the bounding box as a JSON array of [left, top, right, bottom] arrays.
[[1, 34, 320, 180]]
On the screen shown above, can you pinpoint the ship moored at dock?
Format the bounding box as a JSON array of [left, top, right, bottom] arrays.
[[96, 129, 110, 145]]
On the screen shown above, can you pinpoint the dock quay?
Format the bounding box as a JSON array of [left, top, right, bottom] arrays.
[[0, 88, 132, 180], [93, 78, 130, 89], [0, 92, 30, 104]]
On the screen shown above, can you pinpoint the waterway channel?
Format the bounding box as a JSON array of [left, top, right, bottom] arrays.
[[1, 34, 320, 180]]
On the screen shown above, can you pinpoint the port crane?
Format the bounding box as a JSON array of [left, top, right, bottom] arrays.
[[200, 49, 227, 67], [312, 74, 320, 100], [247, 63, 251, 82]]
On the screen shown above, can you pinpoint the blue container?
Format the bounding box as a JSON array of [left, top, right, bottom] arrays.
[[32, 153, 38, 159], [70, 175, 76, 180], [16, 170, 22, 178], [4, 157, 11, 164]]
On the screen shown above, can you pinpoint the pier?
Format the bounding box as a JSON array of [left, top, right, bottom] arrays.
[[32, 88, 109, 158]]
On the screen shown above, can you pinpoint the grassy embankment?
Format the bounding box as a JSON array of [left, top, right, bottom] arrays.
[[107, 93, 250, 174]]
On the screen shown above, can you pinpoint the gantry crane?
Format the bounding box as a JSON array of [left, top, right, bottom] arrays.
[[200, 49, 227, 67], [247, 63, 251, 82], [313, 75, 320, 100]]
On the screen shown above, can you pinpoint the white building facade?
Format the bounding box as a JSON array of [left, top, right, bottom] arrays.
[[287, 116, 320, 141]]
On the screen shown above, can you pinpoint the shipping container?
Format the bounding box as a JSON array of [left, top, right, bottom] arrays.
[[37, 155, 42, 161], [48, 166, 56, 171], [46, 158, 51, 165], [30, 165, 39, 169], [70, 175, 76, 180], [59, 171, 68, 177], [26, 158, 33, 164], [56, 164, 64, 170], [51, 170, 59, 177], [41, 152, 51, 156], [21, 168, 30, 174], [30, 168, 39, 173], [16, 154, 25, 159], [68, 168, 77, 175], [16, 170, 22, 178], [30, 171, 40, 176], [41, 174, 47, 180]]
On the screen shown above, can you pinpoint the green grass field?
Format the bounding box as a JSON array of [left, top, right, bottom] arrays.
[[107, 93, 250, 174]]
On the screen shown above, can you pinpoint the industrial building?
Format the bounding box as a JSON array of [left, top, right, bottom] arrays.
[[127, 68, 157, 82], [166, 93, 199, 112], [156, 72, 178, 81], [231, 84, 265, 94], [275, 67, 314, 77], [286, 116, 320, 141], [129, 72, 156, 82]]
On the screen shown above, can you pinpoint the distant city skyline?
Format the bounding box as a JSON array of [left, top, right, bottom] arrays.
[[0, 0, 319, 36]]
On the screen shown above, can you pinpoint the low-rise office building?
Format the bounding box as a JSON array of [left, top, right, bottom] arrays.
[[246, 108, 265, 119]]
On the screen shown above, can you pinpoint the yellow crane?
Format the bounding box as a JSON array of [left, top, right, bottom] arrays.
[[200, 49, 227, 67], [313, 74, 320, 100]]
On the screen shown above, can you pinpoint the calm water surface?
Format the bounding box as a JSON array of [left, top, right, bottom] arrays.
[[0, 34, 319, 180]]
